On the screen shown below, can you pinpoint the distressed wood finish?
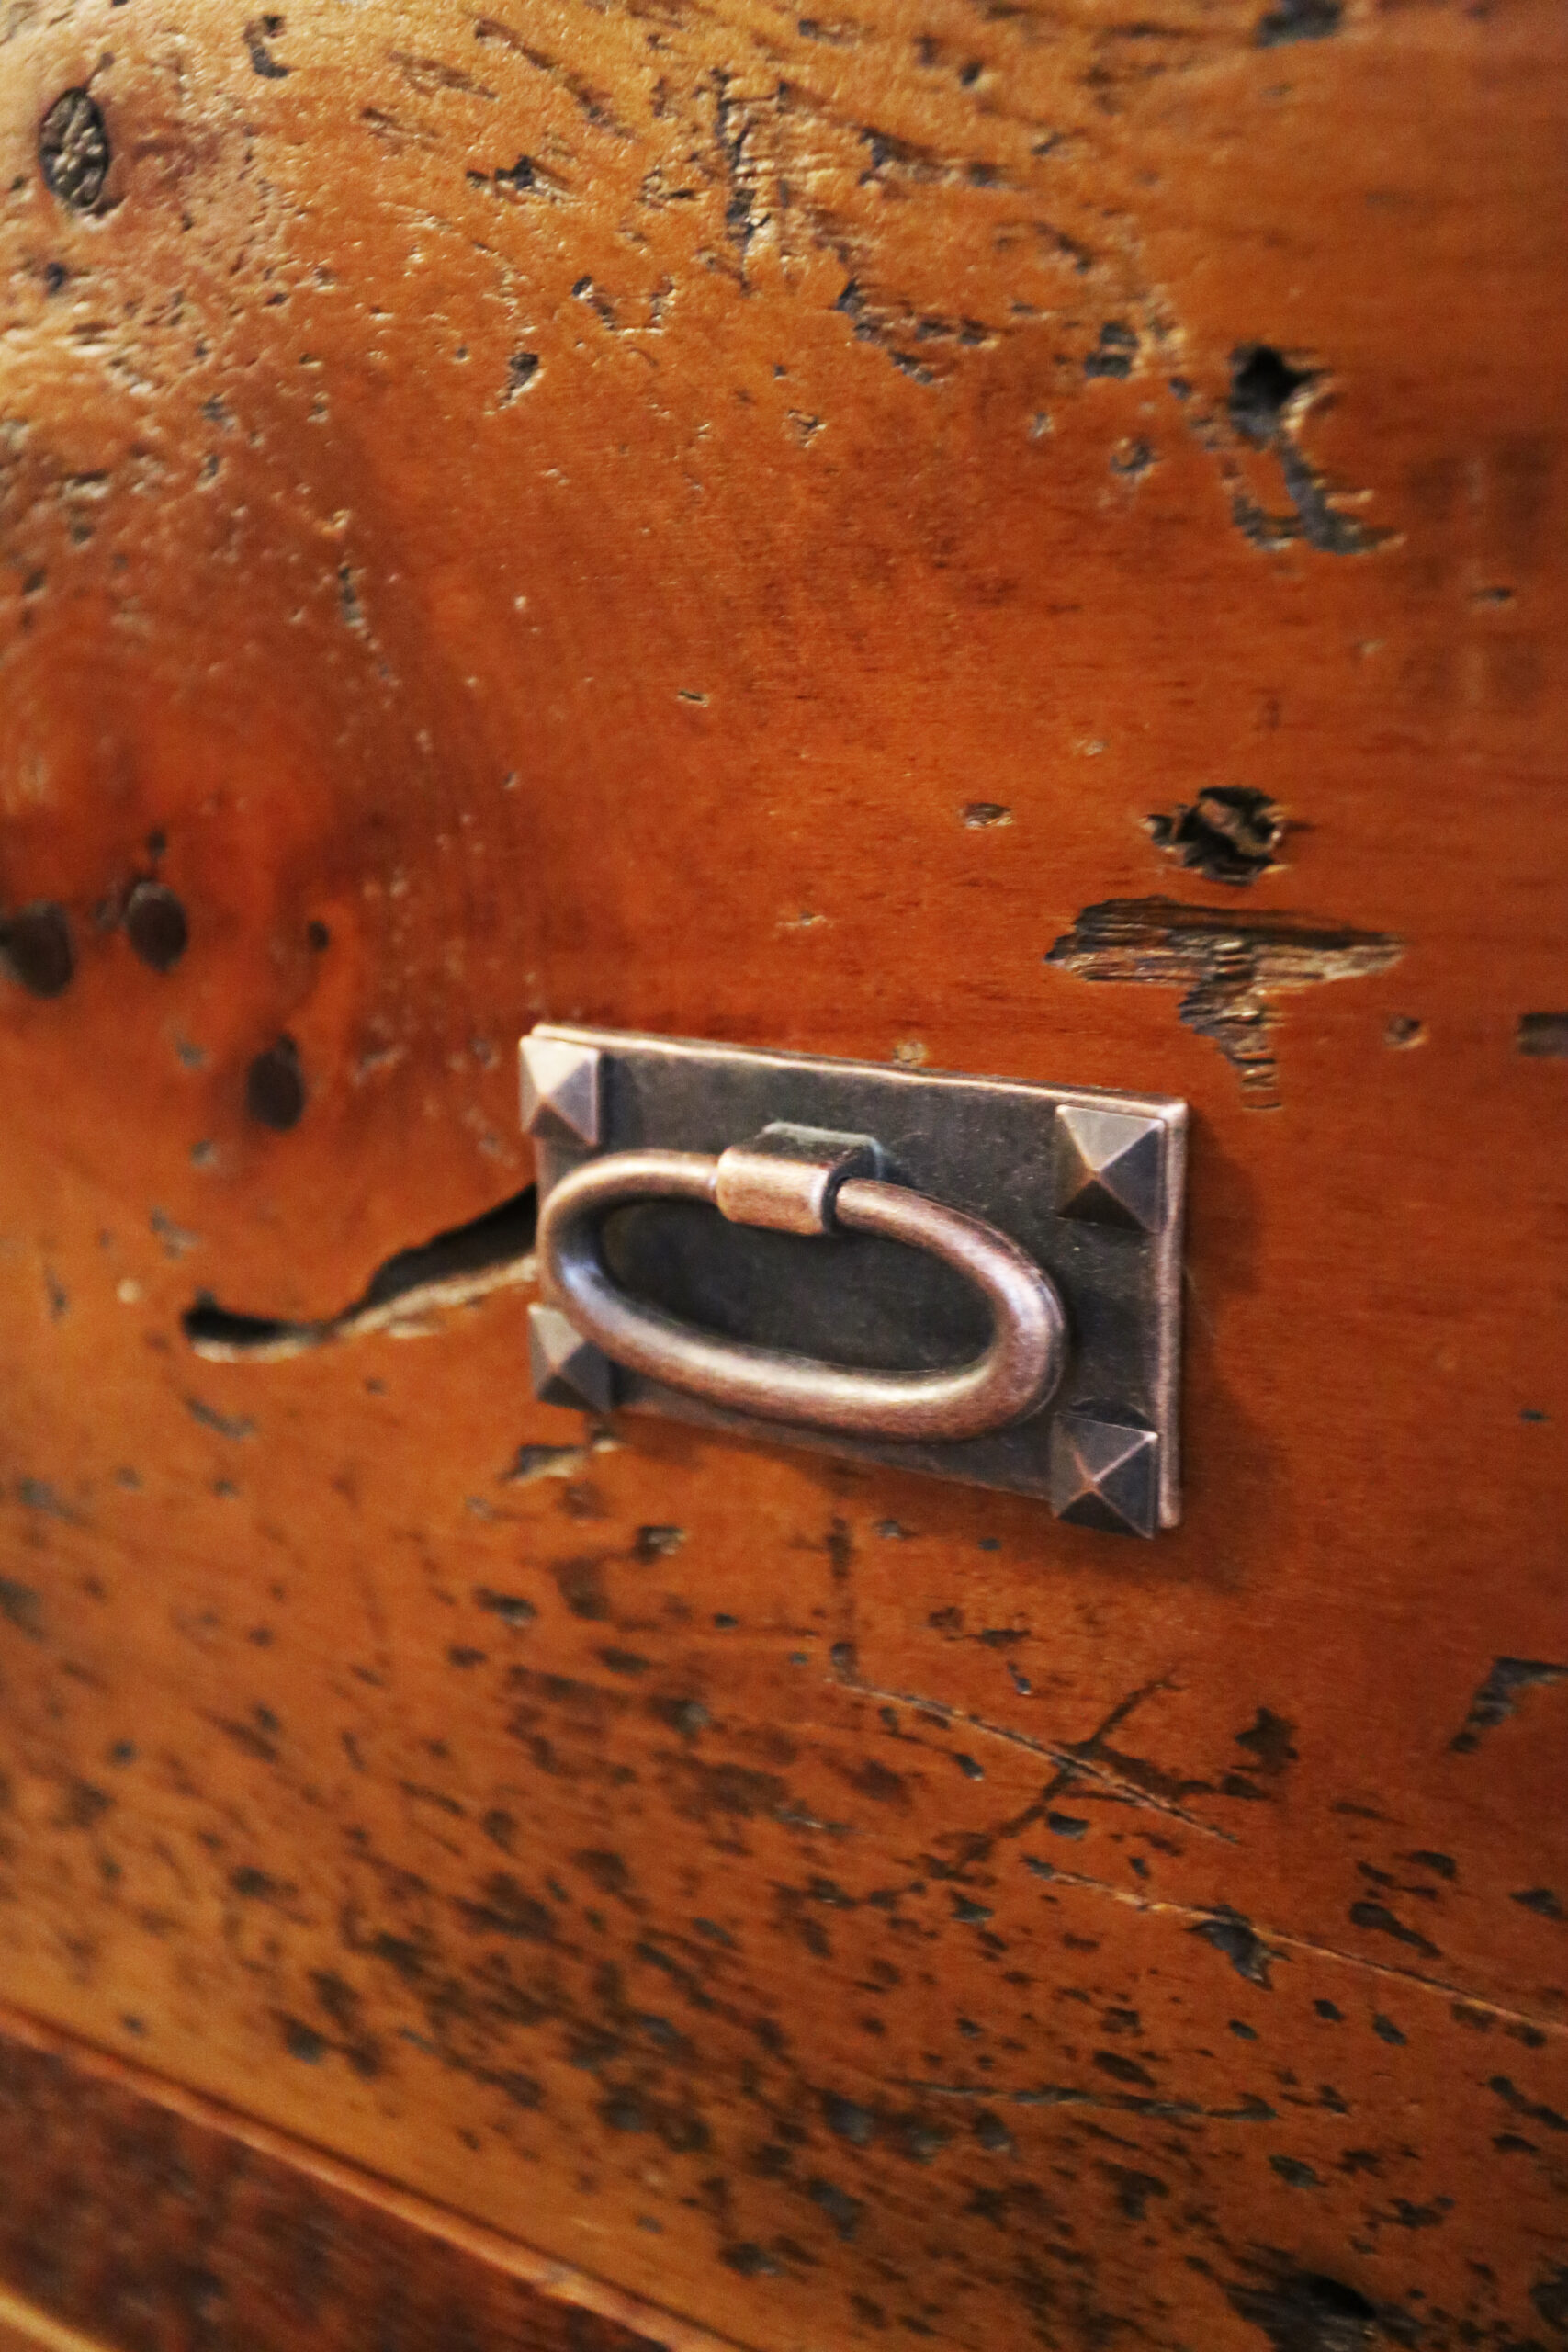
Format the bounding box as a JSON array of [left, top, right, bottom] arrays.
[[0, 2007, 726, 2352], [2, 0, 1566, 2348]]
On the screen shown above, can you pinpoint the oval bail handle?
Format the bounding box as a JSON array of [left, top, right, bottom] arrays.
[[536, 1125, 1068, 1443]]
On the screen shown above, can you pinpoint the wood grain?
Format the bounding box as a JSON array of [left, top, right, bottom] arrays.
[[0, 2299, 110, 2352], [1, 0, 1565, 2346], [0, 2003, 729, 2352]]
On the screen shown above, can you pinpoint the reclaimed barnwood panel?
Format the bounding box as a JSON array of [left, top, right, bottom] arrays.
[[1, 0, 1565, 2347]]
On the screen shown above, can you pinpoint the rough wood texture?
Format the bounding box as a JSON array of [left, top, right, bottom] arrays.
[[0, 2007, 725, 2352], [1, 0, 1565, 2347]]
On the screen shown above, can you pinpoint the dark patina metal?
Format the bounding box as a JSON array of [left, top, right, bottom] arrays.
[[522, 1026, 1186, 1532]]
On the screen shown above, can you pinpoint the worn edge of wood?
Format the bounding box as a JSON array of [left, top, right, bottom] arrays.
[[0, 2288, 115, 2352], [0, 1994, 745, 2352]]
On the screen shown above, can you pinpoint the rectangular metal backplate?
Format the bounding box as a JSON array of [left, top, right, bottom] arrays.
[[524, 1027, 1186, 1533]]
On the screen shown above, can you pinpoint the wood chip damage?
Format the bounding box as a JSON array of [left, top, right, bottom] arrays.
[[1045, 899, 1404, 1101]]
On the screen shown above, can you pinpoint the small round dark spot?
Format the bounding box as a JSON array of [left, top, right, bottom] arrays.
[[1229, 344, 1315, 445], [245, 1035, 305, 1130], [39, 89, 111, 212], [1256, 0, 1342, 45], [306, 919, 331, 951], [125, 879, 188, 972], [1383, 1013, 1426, 1049], [823, 2094, 876, 2144], [721, 2243, 781, 2278], [1, 901, 74, 997]]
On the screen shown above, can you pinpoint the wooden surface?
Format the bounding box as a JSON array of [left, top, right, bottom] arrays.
[[0, 2305, 105, 2352], [1, 0, 1566, 2347], [0, 2003, 725, 2352]]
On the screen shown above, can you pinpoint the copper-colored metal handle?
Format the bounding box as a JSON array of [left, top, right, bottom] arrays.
[[537, 1147, 1068, 1442]]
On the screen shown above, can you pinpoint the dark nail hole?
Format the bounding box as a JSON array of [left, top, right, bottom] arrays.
[[0, 902, 74, 997], [245, 1036, 306, 1130], [306, 919, 331, 952], [1229, 345, 1316, 446], [1256, 0, 1341, 43], [1146, 786, 1284, 885], [1518, 1012, 1568, 1059], [125, 880, 188, 973], [39, 89, 111, 211]]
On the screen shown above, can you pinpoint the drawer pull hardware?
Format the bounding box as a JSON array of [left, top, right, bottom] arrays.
[[536, 1133, 1068, 1443], [523, 1027, 1186, 1532]]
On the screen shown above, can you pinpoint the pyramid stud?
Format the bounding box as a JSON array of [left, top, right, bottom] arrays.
[[528, 1304, 615, 1412], [1055, 1106, 1164, 1233], [1050, 1410, 1158, 1537], [520, 1035, 602, 1148]]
